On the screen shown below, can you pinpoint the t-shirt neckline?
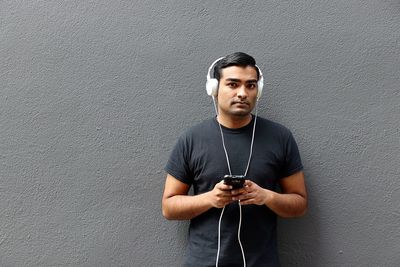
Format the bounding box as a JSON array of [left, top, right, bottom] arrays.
[[213, 114, 255, 133]]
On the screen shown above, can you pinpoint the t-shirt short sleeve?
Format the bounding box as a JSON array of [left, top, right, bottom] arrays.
[[164, 134, 193, 185], [280, 130, 303, 178]]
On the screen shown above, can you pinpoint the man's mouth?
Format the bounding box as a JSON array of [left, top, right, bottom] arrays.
[[232, 101, 249, 106]]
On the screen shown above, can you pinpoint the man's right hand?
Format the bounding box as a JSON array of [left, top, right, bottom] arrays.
[[207, 181, 244, 208], [206, 181, 233, 208]]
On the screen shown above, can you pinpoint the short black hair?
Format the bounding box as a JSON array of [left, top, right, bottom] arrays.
[[213, 52, 259, 81]]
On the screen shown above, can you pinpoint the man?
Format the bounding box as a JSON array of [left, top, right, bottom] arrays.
[[162, 52, 307, 267]]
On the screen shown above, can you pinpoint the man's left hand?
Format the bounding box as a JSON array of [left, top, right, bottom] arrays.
[[231, 180, 271, 205]]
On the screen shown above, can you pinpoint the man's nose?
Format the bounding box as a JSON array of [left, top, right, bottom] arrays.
[[237, 85, 248, 98]]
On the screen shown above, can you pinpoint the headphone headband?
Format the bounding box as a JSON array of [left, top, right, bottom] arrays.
[[206, 57, 224, 81]]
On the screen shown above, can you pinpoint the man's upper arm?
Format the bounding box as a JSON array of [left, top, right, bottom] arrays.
[[163, 174, 191, 200], [279, 171, 307, 199]]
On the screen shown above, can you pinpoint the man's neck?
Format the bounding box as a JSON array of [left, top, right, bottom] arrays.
[[216, 114, 253, 129]]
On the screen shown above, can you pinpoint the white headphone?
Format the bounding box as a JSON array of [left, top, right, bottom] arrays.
[[206, 57, 264, 99]]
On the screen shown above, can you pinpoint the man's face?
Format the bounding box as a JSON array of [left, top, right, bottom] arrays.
[[217, 65, 259, 119]]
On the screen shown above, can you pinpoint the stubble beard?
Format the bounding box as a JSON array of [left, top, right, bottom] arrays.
[[220, 105, 253, 121]]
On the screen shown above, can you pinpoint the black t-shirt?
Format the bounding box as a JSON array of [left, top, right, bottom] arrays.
[[165, 116, 303, 267]]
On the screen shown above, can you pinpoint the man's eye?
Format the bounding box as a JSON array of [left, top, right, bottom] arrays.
[[228, 83, 237, 88], [247, 84, 256, 89]]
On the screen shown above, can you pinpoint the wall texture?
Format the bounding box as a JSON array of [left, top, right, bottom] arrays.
[[1, 0, 399, 266]]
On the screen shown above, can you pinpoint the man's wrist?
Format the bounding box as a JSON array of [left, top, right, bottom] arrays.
[[200, 191, 214, 209], [263, 188, 275, 206]]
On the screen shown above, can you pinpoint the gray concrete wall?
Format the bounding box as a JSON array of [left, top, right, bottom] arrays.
[[0, 0, 399, 266]]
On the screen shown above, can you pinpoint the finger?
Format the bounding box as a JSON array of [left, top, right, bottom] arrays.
[[216, 191, 232, 198], [222, 183, 233, 190], [231, 188, 246, 195], [238, 199, 252, 205], [232, 192, 250, 201], [244, 180, 252, 187], [216, 182, 232, 190]]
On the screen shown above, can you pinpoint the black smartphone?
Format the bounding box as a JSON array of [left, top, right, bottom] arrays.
[[223, 175, 245, 189]]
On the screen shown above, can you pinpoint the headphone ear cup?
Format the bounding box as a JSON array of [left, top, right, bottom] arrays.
[[257, 76, 264, 99], [206, 78, 219, 96]]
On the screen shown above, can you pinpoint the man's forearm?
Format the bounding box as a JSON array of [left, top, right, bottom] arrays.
[[264, 190, 307, 218], [162, 192, 213, 220]]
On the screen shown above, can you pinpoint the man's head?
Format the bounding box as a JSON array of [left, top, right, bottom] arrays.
[[205, 52, 263, 124]]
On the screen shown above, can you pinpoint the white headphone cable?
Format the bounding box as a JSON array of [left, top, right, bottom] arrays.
[[213, 96, 259, 267]]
